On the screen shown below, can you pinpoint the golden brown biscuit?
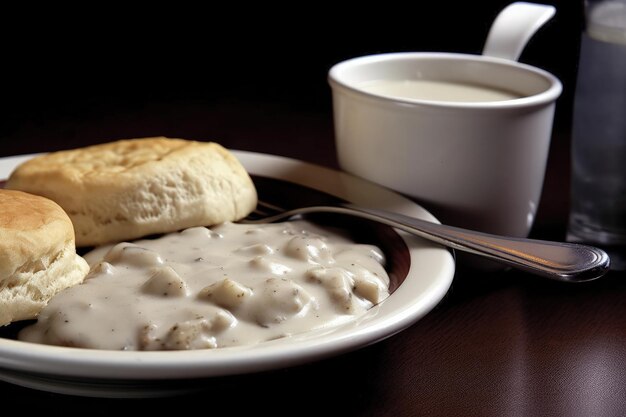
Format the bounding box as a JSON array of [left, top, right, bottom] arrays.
[[0, 190, 89, 326], [6, 137, 257, 246]]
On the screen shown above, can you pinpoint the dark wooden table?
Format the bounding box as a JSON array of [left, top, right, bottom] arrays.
[[1, 98, 624, 416]]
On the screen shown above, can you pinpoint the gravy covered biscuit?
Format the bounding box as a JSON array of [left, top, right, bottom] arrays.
[[6, 137, 258, 246], [0, 190, 89, 326]]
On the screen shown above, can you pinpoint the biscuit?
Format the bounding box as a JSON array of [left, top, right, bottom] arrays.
[[6, 137, 257, 246], [0, 190, 89, 326]]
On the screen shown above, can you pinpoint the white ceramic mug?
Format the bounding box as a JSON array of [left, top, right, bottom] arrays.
[[328, 2, 562, 238]]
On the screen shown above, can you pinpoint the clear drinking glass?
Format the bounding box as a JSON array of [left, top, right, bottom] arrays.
[[568, 0, 626, 269]]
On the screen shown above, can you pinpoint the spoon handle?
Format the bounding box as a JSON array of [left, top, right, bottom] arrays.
[[339, 204, 610, 282]]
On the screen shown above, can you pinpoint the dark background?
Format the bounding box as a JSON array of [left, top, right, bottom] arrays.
[[0, 1, 582, 154], [0, 1, 583, 236]]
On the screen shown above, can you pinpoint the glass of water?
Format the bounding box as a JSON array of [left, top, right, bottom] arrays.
[[569, 0, 626, 269]]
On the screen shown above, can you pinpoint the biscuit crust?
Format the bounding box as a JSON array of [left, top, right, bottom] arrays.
[[0, 190, 89, 325], [6, 137, 258, 246]]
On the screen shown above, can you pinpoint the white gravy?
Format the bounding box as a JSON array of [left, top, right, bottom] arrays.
[[19, 221, 390, 350], [359, 79, 521, 102]]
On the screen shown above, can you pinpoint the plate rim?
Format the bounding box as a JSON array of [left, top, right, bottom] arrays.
[[0, 150, 455, 381]]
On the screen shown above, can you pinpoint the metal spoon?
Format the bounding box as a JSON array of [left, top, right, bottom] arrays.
[[245, 201, 610, 282]]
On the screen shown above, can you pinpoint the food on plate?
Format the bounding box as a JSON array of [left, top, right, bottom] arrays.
[[5, 137, 257, 246], [0, 190, 89, 326], [19, 221, 390, 350]]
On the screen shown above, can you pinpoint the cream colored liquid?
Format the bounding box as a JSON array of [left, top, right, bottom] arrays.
[[19, 221, 390, 350], [359, 79, 521, 102]]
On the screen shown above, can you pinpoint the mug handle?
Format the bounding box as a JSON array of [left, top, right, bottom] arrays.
[[482, 2, 556, 61]]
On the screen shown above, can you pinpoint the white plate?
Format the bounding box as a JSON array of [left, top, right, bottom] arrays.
[[0, 151, 455, 397]]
